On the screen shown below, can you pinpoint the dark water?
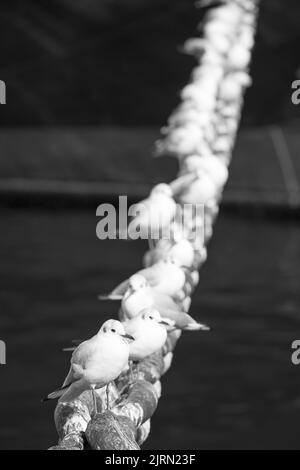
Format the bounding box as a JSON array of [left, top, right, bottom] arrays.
[[0, 208, 300, 449]]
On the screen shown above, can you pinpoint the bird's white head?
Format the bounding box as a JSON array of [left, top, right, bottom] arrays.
[[100, 319, 134, 342], [128, 274, 148, 292], [151, 183, 172, 198]]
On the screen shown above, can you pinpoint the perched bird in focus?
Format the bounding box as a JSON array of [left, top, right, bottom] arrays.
[[127, 184, 176, 242], [43, 320, 134, 413], [123, 308, 172, 362]]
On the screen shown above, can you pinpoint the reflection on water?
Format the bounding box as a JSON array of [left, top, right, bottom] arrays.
[[0, 208, 300, 449]]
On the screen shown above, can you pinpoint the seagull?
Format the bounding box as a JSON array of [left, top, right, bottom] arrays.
[[43, 320, 134, 414], [181, 85, 217, 111], [123, 308, 172, 362], [164, 125, 204, 156], [99, 256, 187, 300], [127, 184, 176, 243], [179, 155, 229, 189], [113, 275, 209, 332], [219, 72, 251, 102], [177, 168, 219, 206], [62, 309, 172, 358]]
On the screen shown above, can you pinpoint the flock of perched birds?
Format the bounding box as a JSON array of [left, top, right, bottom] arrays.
[[44, 248, 210, 411], [46, 0, 258, 443]]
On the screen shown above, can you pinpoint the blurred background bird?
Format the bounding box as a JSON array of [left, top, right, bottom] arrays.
[[128, 183, 176, 244], [99, 256, 187, 301], [143, 237, 195, 269]]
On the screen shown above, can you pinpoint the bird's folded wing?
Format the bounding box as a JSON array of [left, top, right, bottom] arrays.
[[158, 306, 182, 322], [72, 335, 103, 367], [62, 365, 76, 387], [152, 291, 181, 311]]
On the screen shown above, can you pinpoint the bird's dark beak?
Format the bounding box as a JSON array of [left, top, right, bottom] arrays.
[[121, 333, 135, 341], [159, 320, 171, 326]]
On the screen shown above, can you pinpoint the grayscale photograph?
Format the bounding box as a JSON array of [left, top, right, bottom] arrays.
[[0, 0, 299, 454]]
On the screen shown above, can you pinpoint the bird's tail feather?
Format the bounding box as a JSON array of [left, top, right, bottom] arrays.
[[98, 294, 123, 301], [185, 322, 210, 331], [42, 383, 70, 402], [62, 347, 76, 352]]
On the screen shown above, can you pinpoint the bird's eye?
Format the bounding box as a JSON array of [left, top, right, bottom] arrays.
[[111, 328, 116, 333], [149, 316, 153, 320]]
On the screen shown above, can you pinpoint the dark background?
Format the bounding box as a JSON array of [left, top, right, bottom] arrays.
[[0, 0, 299, 126], [0, 0, 300, 450]]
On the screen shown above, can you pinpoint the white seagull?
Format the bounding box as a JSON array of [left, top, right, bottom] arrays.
[[113, 275, 209, 331], [123, 308, 171, 362], [127, 183, 176, 242], [100, 256, 187, 300], [43, 320, 134, 413], [143, 237, 195, 269]]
